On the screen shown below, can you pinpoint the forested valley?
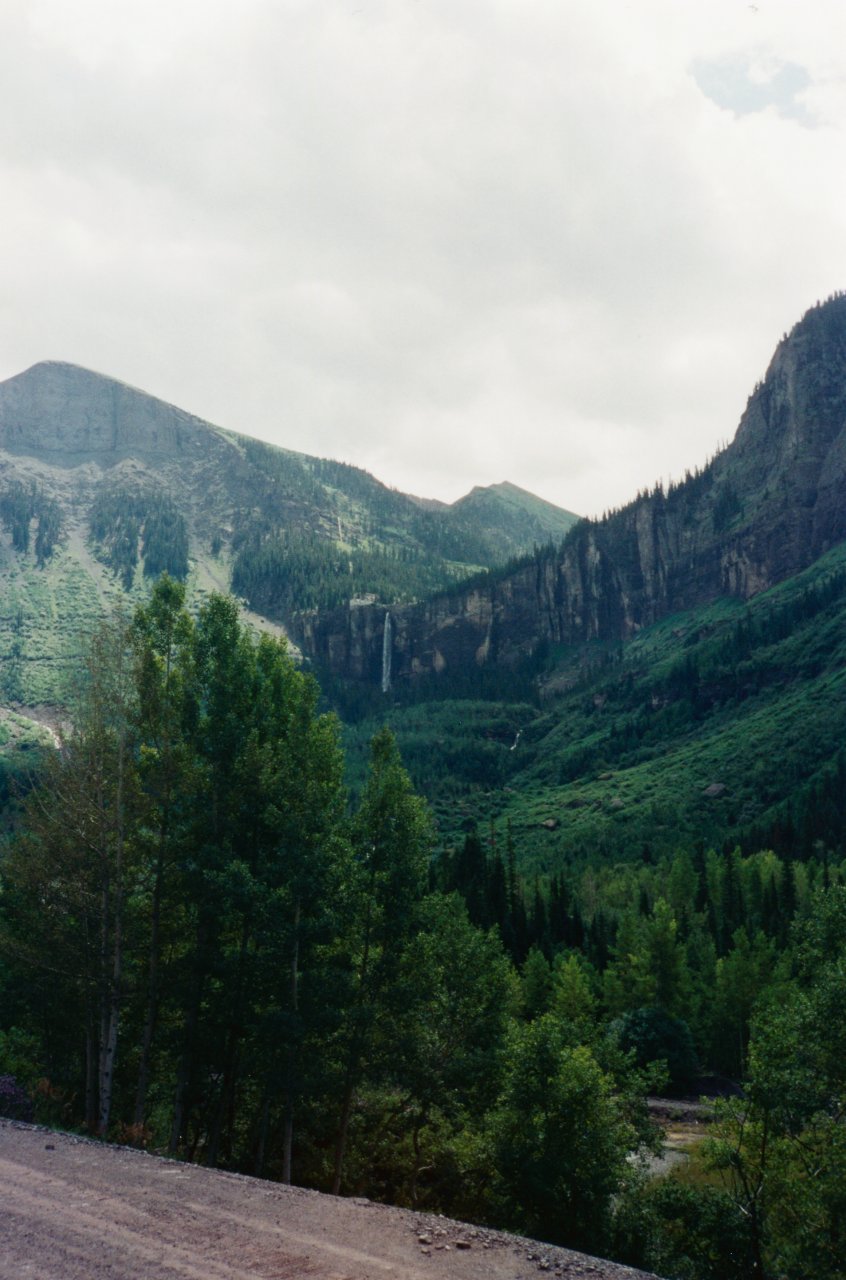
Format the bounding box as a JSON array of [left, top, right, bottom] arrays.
[[1, 575, 845, 1280]]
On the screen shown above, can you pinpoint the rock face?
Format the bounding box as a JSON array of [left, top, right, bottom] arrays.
[[294, 294, 846, 684], [0, 361, 233, 464]]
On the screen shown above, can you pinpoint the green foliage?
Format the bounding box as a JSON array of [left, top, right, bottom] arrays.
[[0, 480, 61, 563], [395, 542, 846, 873], [232, 529, 466, 616], [228, 444, 576, 620], [710, 929, 778, 1076], [603, 899, 692, 1019], [520, 946, 553, 1020], [550, 953, 598, 1041], [329, 727, 433, 1190], [609, 891, 846, 1276], [6, 560, 846, 1272], [611, 1008, 699, 1097], [615, 1179, 755, 1280], [0, 582, 669, 1268], [338, 893, 515, 1211], [488, 1015, 640, 1252], [90, 485, 188, 587], [698, 887, 846, 1279]]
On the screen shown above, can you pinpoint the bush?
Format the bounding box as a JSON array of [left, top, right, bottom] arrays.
[[614, 1179, 755, 1280]]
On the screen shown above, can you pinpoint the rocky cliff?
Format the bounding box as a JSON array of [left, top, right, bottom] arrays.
[[0, 361, 235, 464], [295, 294, 846, 684]]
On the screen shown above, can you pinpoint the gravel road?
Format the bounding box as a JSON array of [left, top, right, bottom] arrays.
[[0, 1119, 660, 1280]]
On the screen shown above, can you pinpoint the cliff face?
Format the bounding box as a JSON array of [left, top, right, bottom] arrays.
[[295, 295, 846, 684]]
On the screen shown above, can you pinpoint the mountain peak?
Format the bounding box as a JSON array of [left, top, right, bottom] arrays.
[[0, 360, 227, 464], [452, 479, 579, 537], [13, 360, 169, 401]]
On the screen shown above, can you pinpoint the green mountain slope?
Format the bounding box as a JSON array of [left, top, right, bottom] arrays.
[[343, 541, 846, 873], [5, 296, 846, 891], [229, 447, 578, 617], [0, 361, 577, 712]]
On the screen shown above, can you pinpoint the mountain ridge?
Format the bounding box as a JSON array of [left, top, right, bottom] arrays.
[[0, 359, 578, 710], [296, 293, 846, 687]]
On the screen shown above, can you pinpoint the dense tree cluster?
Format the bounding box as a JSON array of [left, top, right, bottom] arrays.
[[438, 828, 846, 1278], [232, 530, 466, 616], [89, 486, 189, 587], [0, 480, 62, 564], [616, 888, 846, 1280], [228, 445, 571, 624], [440, 829, 833, 1078]]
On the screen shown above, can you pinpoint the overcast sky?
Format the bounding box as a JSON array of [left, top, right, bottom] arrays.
[[2, 0, 846, 517]]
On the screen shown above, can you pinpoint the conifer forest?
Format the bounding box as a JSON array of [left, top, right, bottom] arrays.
[[2, 574, 845, 1280]]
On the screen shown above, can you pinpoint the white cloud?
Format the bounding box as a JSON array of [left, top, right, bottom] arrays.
[[1, 0, 846, 517]]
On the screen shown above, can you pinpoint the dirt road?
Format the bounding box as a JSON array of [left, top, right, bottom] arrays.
[[0, 1120, 658, 1280]]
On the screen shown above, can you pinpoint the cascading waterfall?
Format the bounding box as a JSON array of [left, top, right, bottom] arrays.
[[381, 610, 392, 693]]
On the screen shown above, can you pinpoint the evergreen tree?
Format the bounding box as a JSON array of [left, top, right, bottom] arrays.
[[331, 727, 432, 1194], [2, 612, 140, 1134]]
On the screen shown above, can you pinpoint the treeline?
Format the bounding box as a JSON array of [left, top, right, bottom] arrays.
[[496, 554, 846, 866], [563, 559, 846, 774], [89, 485, 189, 587], [303, 455, 529, 565], [0, 480, 62, 565], [230, 447, 573, 625], [239, 445, 493, 574]]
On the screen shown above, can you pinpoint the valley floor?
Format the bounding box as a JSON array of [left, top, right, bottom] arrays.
[[0, 1119, 658, 1280]]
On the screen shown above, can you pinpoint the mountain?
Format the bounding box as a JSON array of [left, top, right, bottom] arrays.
[[316, 293, 846, 869], [340, 536, 846, 866], [4, 294, 846, 872], [297, 294, 846, 685], [0, 360, 577, 714]]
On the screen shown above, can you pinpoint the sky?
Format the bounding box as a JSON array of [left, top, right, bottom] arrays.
[[2, 1, 846, 518]]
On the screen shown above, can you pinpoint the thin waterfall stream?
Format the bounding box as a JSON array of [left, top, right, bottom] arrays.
[[381, 611, 392, 693]]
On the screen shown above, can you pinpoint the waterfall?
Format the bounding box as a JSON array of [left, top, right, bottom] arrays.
[[381, 611, 392, 693]]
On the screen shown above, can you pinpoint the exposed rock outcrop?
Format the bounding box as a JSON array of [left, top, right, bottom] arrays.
[[294, 294, 846, 684]]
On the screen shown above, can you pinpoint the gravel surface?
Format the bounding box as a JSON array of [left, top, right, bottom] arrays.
[[0, 1119, 661, 1280]]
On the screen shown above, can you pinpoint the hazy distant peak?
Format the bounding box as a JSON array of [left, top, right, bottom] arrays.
[[452, 478, 579, 535], [464, 480, 540, 500], [9, 360, 226, 422], [0, 359, 230, 464], [21, 358, 114, 378]]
